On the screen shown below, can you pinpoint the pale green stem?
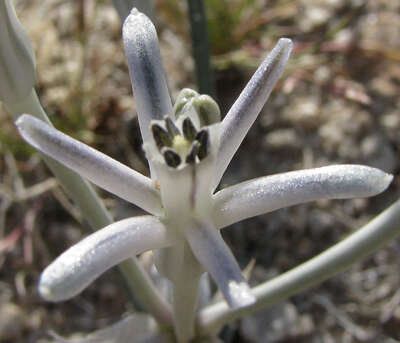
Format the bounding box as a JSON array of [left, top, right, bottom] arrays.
[[6, 89, 173, 326], [168, 242, 203, 343], [173, 274, 201, 343], [197, 198, 400, 335]]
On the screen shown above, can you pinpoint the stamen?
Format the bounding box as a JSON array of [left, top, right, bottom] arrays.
[[162, 147, 181, 168], [186, 141, 200, 164], [196, 130, 209, 160], [150, 102, 213, 167], [151, 124, 172, 150], [182, 117, 197, 142], [165, 116, 180, 137]]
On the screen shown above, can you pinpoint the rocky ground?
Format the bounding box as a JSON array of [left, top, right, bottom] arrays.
[[0, 0, 399, 342]]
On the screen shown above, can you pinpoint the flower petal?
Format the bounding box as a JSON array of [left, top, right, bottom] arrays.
[[213, 38, 292, 189], [39, 216, 178, 302], [123, 8, 173, 146], [185, 220, 255, 309], [213, 165, 393, 228], [16, 114, 162, 215]]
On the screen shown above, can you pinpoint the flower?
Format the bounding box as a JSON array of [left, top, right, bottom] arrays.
[[0, 0, 36, 105], [16, 9, 392, 312]]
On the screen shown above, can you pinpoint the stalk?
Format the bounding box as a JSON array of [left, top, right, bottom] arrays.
[[187, 0, 216, 97]]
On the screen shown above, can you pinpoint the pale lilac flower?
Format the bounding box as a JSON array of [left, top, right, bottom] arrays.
[[16, 9, 392, 311]]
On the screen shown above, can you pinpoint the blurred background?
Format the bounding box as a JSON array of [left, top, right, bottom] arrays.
[[0, 0, 399, 342]]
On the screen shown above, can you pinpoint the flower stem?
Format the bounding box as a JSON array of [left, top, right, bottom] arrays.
[[161, 242, 203, 342], [187, 0, 215, 97], [7, 89, 173, 326], [172, 273, 201, 343], [197, 198, 400, 334]]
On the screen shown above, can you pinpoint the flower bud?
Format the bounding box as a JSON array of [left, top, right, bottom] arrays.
[[0, 0, 36, 104]]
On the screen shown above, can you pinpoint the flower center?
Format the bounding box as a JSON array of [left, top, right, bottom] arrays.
[[151, 116, 209, 169], [172, 135, 191, 158]]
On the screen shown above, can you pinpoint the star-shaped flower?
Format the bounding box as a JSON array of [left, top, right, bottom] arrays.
[[16, 9, 391, 315]]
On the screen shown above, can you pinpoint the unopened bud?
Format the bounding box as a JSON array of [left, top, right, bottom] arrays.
[[193, 95, 221, 126]]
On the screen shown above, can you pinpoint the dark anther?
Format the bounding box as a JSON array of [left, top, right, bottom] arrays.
[[162, 148, 181, 168], [182, 117, 197, 141], [151, 124, 172, 150], [186, 141, 200, 164], [165, 116, 180, 137], [196, 130, 209, 160]]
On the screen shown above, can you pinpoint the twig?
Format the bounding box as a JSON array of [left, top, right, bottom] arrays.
[[313, 294, 373, 341], [51, 186, 83, 225], [380, 288, 400, 323], [0, 195, 12, 238], [19, 178, 58, 202]]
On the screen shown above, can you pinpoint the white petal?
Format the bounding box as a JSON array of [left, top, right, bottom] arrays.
[[16, 115, 162, 215], [213, 38, 292, 189], [39, 216, 178, 302], [213, 165, 393, 228], [185, 220, 255, 309], [123, 9, 173, 147]]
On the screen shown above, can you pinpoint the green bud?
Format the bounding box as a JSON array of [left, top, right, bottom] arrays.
[[193, 94, 221, 126], [173, 88, 198, 117]]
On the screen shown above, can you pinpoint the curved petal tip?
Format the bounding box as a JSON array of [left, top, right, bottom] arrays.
[[38, 275, 62, 302], [38, 283, 53, 301], [272, 38, 293, 65], [354, 165, 393, 196], [277, 37, 293, 53], [376, 170, 393, 193]]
